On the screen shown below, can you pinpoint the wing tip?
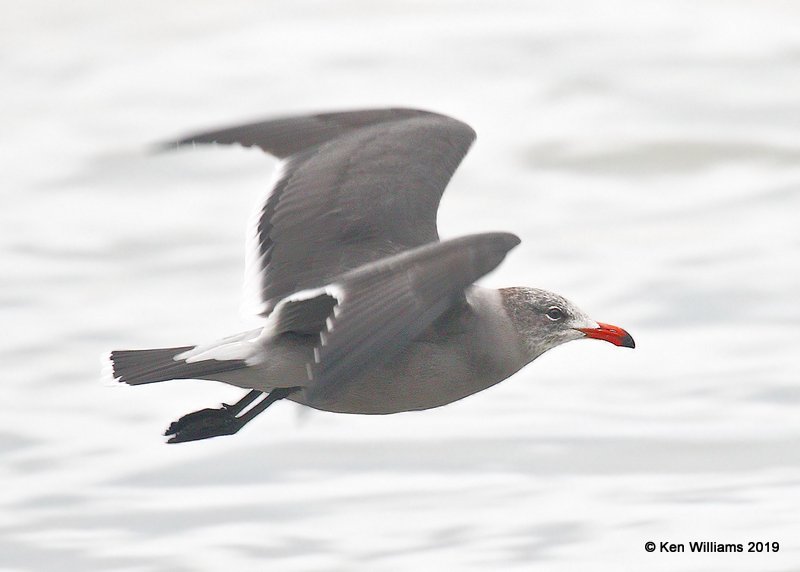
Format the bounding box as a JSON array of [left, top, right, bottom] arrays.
[[457, 231, 521, 254], [480, 232, 522, 269], [148, 137, 237, 155], [498, 232, 522, 251], [148, 141, 174, 155]]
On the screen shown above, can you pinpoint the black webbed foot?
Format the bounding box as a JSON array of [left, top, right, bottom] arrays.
[[164, 405, 243, 443]]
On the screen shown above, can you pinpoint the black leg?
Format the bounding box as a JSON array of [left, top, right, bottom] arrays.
[[164, 387, 300, 444]]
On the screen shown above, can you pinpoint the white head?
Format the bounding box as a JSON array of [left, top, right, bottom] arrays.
[[500, 287, 635, 361]]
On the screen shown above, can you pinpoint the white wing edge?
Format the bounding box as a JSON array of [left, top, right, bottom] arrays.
[[240, 159, 288, 319]]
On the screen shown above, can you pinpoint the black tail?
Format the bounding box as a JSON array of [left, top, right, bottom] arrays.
[[107, 346, 248, 386]]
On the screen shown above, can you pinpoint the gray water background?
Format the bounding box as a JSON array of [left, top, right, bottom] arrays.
[[2, 1, 799, 570]]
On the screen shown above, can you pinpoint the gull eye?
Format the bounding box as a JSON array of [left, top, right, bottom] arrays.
[[546, 307, 564, 321]]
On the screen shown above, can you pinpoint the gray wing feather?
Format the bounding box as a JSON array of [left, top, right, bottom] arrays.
[[170, 109, 477, 316], [270, 232, 520, 401], [170, 108, 442, 158]]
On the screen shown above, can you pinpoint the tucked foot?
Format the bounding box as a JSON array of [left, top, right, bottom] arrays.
[[164, 405, 243, 444]]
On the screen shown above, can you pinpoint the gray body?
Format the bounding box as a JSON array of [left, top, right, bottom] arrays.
[[221, 287, 527, 414]]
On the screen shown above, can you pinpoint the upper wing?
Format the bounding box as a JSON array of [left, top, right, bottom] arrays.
[[169, 109, 477, 316], [267, 232, 521, 402]]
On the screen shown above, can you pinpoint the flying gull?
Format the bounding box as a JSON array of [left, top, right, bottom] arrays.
[[106, 108, 635, 443]]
